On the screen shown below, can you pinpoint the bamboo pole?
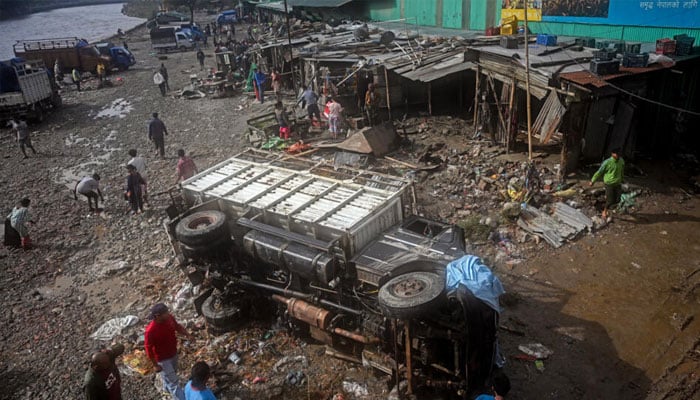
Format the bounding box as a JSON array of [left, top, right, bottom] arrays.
[[473, 65, 481, 132], [283, 0, 298, 96], [428, 82, 432, 116], [507, 76, 516, 153], [524, 0, 533, 160], [384, 67, 393, 121], [486, 73, 507, 144]]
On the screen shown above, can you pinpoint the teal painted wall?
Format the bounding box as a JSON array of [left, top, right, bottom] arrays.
[[528, 21, 700, 44], [469, 0, 487, 31], [404, 0, 437, 26], [368, 0, 401, 21], [442, 0, 462, 29]]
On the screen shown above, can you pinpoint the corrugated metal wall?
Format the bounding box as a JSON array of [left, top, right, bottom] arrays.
[[442, 0, 462, 29], [368, 0, 401, 21], [404, 0, 436, 26], [528, 22, 700, 43]]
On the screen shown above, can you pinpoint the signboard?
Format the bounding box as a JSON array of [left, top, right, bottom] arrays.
[[501, 0, 700, 28]]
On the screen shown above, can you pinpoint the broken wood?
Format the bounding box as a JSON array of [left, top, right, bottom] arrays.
[[486, 73, 508, 143], [472, 65, 481, 132], [384, 156, 418, 169]]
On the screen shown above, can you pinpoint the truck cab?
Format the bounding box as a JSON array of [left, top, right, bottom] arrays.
[[95, 42, 136, 71], [216, 9, 238, 25]]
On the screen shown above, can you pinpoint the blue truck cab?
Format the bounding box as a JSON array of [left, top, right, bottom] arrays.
[[216, 9, 238, 25], [95, 42, 136, 71]]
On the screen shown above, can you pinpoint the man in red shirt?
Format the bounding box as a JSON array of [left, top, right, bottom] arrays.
[[175, 149, 198, 184], [144, 303, 192, 400]]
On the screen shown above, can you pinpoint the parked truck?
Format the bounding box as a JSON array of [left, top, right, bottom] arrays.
[[0, 59, 61, 123], [94, 42, 136, 71], [165, 148, 504, 397], [13, 37, 133, 73], [150, 27, 194, 53]]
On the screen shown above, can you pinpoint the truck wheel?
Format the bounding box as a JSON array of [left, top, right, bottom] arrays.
[[30, 105, 45, 123], [378, 271, 445, 319], [176, 210, 228, 247], [50, 94, 62, 108], [201, 292, 248, 335]]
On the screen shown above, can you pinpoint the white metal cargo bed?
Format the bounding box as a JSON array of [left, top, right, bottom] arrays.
[[181, 150, 412, 255]]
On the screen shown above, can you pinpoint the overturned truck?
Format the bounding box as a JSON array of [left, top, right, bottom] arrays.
[[166, 149, 503, 396]]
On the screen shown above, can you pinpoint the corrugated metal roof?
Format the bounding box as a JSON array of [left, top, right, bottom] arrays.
[[256, 1, 291, 12], [560, 62, 670, 87], [288, 0, 354, 7]]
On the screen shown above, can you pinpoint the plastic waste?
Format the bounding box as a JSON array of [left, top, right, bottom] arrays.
[[90, 315, 139, 341], [518, 343, 553, 359], [342, 380, 368, 397]]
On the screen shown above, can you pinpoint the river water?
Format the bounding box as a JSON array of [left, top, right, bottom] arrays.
[[0, 3, 146, 60]]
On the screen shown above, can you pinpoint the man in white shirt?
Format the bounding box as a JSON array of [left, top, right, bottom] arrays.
[[74, 173, 104, 211]]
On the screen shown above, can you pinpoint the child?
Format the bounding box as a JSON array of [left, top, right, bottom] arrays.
[[275, 101, 291, 139], [7, 198, 34, 249], [185, 361, 217, 400]]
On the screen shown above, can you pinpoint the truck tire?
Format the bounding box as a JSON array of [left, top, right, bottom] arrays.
[[378, 271, 445, 319], [50, 94, 62, 108], [201, 293, 248, 335], [30, 105, 45, 123], [175, 210, 228, 247]]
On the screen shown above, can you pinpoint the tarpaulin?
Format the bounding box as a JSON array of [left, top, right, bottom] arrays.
[[445, 255, 505, 313]]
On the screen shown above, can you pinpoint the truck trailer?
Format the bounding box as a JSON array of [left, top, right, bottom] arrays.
[[0, 59, 61, 123], [13, 37, 133, 73], [165, 149, 505, 397]]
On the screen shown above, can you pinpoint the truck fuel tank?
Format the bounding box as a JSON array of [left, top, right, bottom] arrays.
[[243, 230, 336, 285]]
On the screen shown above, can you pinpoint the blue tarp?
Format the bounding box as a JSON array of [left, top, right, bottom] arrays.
[[445, 255, 505, 313]]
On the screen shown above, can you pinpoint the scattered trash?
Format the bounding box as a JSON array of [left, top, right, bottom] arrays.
[[252, 376, 266, 384], [122, 349, 153, 375], [285, 370, 306, 386], [89, 315, 139, 341], [518, 343, 553, 359], [535, 359, 545, 372], [273, 355, 308, 372], [631, 262, 642, 269], [228, 351, 242, 365], [342, 380, 369, 397]]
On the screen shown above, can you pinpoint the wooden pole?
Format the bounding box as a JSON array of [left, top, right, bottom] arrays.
[[473, 65, 481, 132], [486, 73, 507, 143], [404, 321, 413, 395], [428, 82, 432, 116], [507, 76, 516, 153], [524, 0, 533, 160], [283, 0, 298, 96], [384, 67, 393, 121]]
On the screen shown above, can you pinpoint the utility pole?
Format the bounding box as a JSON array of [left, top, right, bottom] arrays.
[[283, 0, 298, 95], [524, 0, 533, 161]]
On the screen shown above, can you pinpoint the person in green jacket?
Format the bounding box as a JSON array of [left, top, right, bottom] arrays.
[[589, 148, 624, 219]]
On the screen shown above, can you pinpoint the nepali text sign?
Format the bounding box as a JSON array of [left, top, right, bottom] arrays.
[[502, 0, 700, 28]]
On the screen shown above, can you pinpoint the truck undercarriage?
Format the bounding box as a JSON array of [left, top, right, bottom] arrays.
[[166, 149, 501, 397]]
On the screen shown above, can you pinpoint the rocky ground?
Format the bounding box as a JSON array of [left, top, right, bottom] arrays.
[[0, 15, 698, 400]]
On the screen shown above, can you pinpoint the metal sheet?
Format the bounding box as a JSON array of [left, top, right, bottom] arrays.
[[288, 0, 354, 7], [442, 0, 463, 29]]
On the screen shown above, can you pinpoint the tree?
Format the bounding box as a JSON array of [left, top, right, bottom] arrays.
[[171, 0, 198, 23]]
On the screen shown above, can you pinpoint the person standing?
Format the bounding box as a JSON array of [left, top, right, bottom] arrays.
[[9, 119, 37, 159], [185, 362, 217, 400], [327, 97, 343, 139], [154, 70, 166, 97], [96, 62, 106, 86], [297, 86, 321, 127], [74, 174, 104, 211], [125, 164, 146, 215], [127, 149, 148, 204], [72, 68, 82, 91], [160, 63, 170, 91], [175, 149, 198, 184], [196, 49, 205, 70], [144, 303, 192, 400], [274, 101, 290, 139], [83, 344, 125, 400], [589, 148, 625, 220], [54, 59, 63, 85], [7, 198, 34, 250], [148, 113, 169, 159], [253, 67, 266, 103], [364, 83, 378, 126], [270, 68, 282, 101]]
